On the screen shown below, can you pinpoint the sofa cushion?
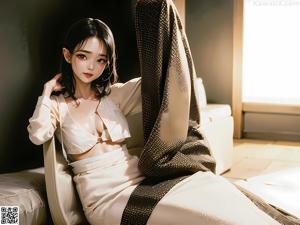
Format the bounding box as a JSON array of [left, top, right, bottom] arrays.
[[195, 77, 207, 108], [0, 167, 50, 225], [125, 111, 144, 156], [200, 104, 232, 125]]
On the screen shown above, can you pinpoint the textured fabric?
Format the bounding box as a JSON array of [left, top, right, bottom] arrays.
[[121, 176, 188, 225], [121, 0, 216, 224], [236, 185, 300, 225], [136, 0, 215, 178], [121, 0, 299, 224]]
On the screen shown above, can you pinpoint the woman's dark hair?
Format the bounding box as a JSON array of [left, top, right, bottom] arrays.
[[60, 18, 118, 100]]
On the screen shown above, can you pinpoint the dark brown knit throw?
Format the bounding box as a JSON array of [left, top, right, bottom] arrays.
[[121, 0, 216, 224], [135, 0, 216, 181], [120, 0, 300, 225]]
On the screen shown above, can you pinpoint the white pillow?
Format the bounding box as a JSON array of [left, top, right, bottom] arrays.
[[195, 77, 207, 108]]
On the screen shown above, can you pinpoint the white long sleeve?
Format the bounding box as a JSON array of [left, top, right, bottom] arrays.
[[28, 77, 141, 145], [27, 95, 59, 145]]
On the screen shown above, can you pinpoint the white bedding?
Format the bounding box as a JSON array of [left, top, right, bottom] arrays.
[[0, 167, 50, 225], [235, 167, 300, 219]]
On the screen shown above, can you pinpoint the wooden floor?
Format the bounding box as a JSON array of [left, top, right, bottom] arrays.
[[222, 139, 300, 218], [223, 139, 300, 181]]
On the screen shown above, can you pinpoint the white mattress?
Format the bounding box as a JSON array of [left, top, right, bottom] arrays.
[[0, 167, 50, 225]]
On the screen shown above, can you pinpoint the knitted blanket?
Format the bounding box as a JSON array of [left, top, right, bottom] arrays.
[[120, 1, 300, 224], [121, 0, 216, 224], [134, 0, 216, 180]]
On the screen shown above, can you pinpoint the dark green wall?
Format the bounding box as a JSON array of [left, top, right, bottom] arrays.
[[186, 0, 233, 105], [0, 0, 139, 173]]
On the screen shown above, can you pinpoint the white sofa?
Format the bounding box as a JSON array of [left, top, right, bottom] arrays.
[[0, 167, 50, 225], [195, 78, 234, 175]]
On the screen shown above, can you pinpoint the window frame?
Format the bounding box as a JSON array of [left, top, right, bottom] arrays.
[[232, 0, 300, 138]]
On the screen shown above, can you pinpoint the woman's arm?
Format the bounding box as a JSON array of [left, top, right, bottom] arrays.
[[109, 77, 142, 116], [27, 74, 63, 145], [27, 96, 59, 145]]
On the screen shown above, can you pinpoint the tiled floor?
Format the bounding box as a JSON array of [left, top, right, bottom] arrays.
[[223, 139, 300, 181]]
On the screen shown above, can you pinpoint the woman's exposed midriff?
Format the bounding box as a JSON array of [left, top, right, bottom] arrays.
[[68, 139, 125, 162]]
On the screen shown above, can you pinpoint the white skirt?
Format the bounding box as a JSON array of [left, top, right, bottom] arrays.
[[71, 146, 280, 225]]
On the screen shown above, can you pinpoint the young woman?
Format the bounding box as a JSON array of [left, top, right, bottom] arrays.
[[28, 18, 281, 225], [28, 18, 143, 225]]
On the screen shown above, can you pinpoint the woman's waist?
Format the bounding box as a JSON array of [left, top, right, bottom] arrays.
[[68, 141, 122, 162], [70, 145, 135, 174]]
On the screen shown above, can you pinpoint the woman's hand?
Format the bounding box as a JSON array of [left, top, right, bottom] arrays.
[[42, 73, 64, 97]]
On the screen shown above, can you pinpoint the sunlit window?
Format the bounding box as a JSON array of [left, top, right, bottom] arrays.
[[242, 0, 300, 104]]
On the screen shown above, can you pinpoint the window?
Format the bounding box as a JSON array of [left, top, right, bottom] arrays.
[[242, 0, 300, 105]]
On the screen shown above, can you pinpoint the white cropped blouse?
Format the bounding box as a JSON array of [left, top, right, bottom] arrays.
[[27, 77, 141, 162]]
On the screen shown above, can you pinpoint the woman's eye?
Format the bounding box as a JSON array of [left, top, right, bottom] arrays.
[[98, 59, 107, 64], [77, 54, 87, 60]]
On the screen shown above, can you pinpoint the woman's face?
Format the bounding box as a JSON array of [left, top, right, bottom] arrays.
[[69, 37, 108, 84]]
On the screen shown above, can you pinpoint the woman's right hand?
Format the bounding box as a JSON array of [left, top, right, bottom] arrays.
[[42, 73, 64, 96]]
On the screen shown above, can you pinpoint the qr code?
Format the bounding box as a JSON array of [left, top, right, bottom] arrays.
[[0, 206, 19, 225]]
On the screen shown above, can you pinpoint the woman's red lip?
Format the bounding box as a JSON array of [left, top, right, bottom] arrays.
[[83, 73, 93, 77]]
